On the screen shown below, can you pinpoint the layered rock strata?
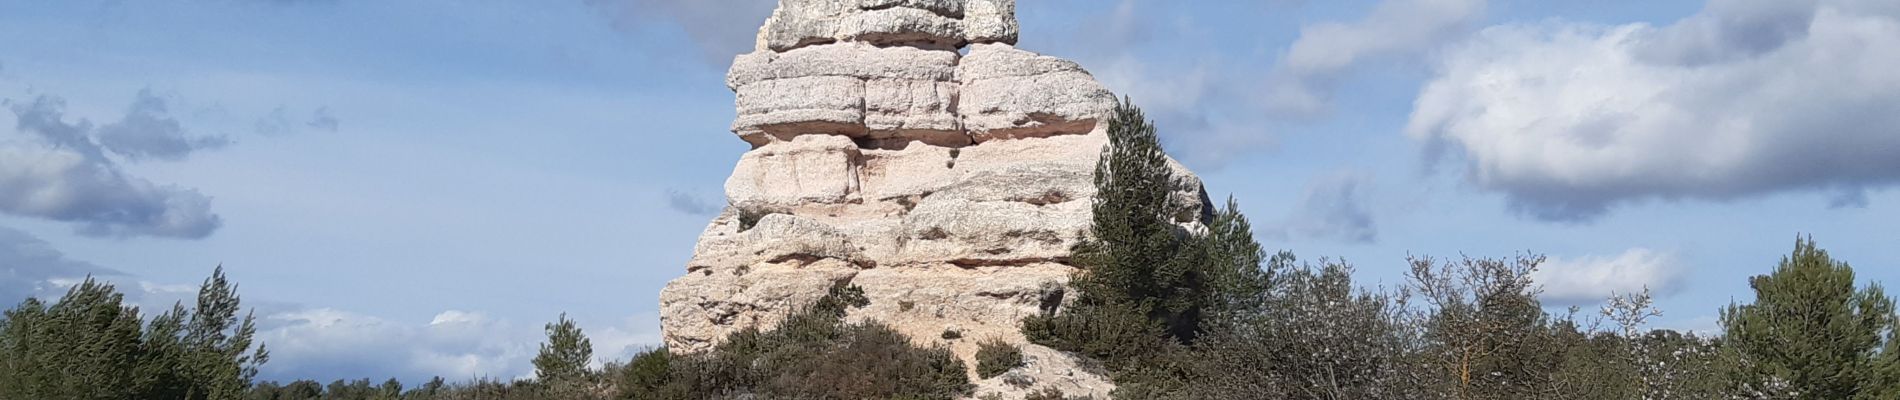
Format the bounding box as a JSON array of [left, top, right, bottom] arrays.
[[658, 1, 1210, 397]]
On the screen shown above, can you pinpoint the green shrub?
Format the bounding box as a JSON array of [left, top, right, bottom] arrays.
[[612, 281, 971, 400], [613, 347, 671, 398], [974, 339, 1025, 379], [1021, 300, 1169, 373], [763, 322, 969, 399]]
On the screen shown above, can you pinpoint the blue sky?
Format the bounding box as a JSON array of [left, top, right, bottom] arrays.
[[2, 0, 1896, 384]]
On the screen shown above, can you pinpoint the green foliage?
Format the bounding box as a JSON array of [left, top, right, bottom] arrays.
[[324, 379, 376, 399], [613, 347, 671, 397], [534, 313, 595, 385], [1403, 254, 1569, 399], [1177, 259, 1408, 399], [284, 380, 322, 399], [0, 278, 145, 399], [1722, 237, 1900, 399], [1025, 99, 1276, 393], [615, 281, 969, 400], [1065, 97, 1211, 342], [377, 378, 403, 400], [1196, 197, 1274, 328], [1543, 328, 1637, 400], [1631, 330, 1730, 398], [974, 339, 1025, 379], [0, 266, 268, 400], [182, 266, 273, 399], [1021, 294, 1172, 373]]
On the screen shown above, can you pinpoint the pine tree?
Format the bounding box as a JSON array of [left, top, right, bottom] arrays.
[[1198, 196, 1275, 328], [534, 313, 594, 385], [419, 376, 447, 397], [1068, 97, 1209, 342], [0, 278, 146, 399], [1021, 99, 1189, 377], [169, 266, 271, 400], [140, 302, 193, 398], [1721, 237, 1900, 399], [375, 378, 402, 400], [0, 268, 268, 400], [0, 298, 27, 396], [1019, 98, 1296, 398]]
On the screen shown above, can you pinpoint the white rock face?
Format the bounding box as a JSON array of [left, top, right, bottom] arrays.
[[755, 0, 1017, 52], [660, 1, 1209, 398]]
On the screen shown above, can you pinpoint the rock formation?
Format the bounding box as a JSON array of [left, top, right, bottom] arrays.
[[658, 1, 1209, 397]]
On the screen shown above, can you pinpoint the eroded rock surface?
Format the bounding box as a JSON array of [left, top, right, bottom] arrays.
[[659, 1, 1209, 397]]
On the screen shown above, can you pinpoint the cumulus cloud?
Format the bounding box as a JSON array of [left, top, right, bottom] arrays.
[[1051, 0, 1486, 167], [0, 225, 121, 304], [258, 309, 663, 383], [585, 0, 777, 65], [1408, 0, 1900, 221], [1532, 248, 1685, 305], [663, 189, 721, 216], [2, 95, 223, 238], [96, 89, 229, 161], [259, 309, 538, 383], [1274, 171, 1378, 244], [1264, 0, 1486, 118]]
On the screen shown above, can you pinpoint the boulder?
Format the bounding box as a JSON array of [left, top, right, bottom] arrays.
[[659, 1, 1207, 397]]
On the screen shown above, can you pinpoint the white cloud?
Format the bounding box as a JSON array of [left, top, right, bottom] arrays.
[[259, 308, 537, 383], [1408, 0, 1900, 220], [94, 89, 228, 162], [1532, 248, 1684, 305], [2, 95, 223, 238], [1264, 0, 1487, 117], [257, 308, 664, 383], [1073, 0, 1485, 167]]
